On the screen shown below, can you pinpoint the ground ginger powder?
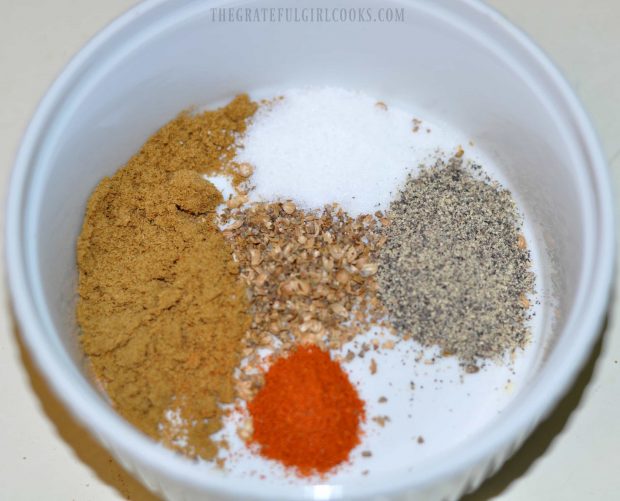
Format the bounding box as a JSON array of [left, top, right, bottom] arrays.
[[76, 95, 256, 459]]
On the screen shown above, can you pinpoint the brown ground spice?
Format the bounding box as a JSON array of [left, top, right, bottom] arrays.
[[76, 96, 256, 459]]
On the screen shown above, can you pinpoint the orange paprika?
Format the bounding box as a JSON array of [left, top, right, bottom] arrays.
[[248, 345, 365, 476]]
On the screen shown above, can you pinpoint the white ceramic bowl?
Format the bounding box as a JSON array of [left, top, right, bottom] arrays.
[[6, 0, 614, 499]]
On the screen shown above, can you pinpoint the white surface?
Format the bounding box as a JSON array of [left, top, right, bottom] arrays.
[[0, 1, 618, 500]]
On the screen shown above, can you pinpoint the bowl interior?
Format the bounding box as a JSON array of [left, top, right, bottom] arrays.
[[10, 0, 609, 498]]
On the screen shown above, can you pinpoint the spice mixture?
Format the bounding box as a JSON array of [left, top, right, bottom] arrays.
[[77, 96, 255, 459], [76, 89, 536, 477], [377, 157, 535, 367], [248, 345, 364, 476]]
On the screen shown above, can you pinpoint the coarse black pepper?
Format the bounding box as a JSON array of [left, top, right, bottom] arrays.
[[377, 156, 535, 367]]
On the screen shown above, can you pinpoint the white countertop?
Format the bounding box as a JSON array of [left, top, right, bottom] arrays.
[[1, 1, 618, 499]]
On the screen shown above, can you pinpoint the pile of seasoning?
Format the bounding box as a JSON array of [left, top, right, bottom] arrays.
[[76, 89, 536, 477], [235, 87, 426, 215], [248, 345, 364, 476], [377, 157, 535, 369], [77, 96, 256, 459]]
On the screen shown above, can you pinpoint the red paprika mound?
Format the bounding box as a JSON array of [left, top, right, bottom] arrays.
[[248, 345, 365, 476]]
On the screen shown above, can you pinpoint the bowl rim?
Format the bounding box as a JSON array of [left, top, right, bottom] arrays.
[[5, 0, 615, 499]]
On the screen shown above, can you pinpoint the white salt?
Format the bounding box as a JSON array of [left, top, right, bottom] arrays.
[[236, 87, 448, 215]]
